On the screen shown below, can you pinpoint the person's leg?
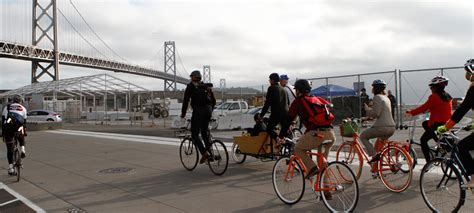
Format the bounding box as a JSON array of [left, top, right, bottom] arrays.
[[200, 108, 212, 152], [420, 122, 443, 162], [191, 112, 206, 155], [360, 128, 377, 157], [458, 134, 474, 185], [295, 130, 322, 178], [318, 130, 336, 159]]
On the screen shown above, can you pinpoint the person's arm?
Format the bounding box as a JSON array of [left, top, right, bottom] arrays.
[[260, 86, 273, 117], [279, 100, 299, 138], [365, 96, 382, 118], [208, 88, 216, 109], [449, 86, 474, 124], [408, 95, 434, 116], [181, 84, 192, 118]]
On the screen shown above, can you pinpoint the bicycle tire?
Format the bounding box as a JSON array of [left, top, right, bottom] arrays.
[[272, 157, 305, 205], [378, 145, 413, 192], [320, 161, 359, 212], [160, 109, 169, 118], [231, 143, 246, 164], [336, 142, 363, 180], [420, 158, 464, 212], [13, 147, 21, 182], [179, 137, 199, 171], [208, 140, 229, 176]]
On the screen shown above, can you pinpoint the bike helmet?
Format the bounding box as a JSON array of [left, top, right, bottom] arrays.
[[294, 79, 311, 93], [428, 76, 449, 87], [464, 59, 474, 74], [372, 79, 386, 88], [189, 70, 202, 78]]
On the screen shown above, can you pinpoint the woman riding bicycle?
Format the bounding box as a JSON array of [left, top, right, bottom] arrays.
[[360, 79, 396, 163], [406, 76, 452, 162], [437, 59, 474, 188]]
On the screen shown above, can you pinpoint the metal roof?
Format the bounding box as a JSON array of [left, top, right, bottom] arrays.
[[0, 74, 149, 97]]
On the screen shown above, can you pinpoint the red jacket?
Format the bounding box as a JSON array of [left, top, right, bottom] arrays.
[[408, 93, 452, 126]]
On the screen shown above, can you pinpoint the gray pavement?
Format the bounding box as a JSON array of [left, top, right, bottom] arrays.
[[0, 126, 473, 212]]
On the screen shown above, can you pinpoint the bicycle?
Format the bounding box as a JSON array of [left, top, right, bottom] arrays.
[[7, 126, 24, 182], [420, 126, 472, 212], [231, 121, 300, 164], [272, 137, 359, 212], [179, 118, 229, 176], [336, 118, 414, 192]]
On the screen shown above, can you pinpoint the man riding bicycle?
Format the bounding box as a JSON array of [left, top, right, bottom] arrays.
[[1, 95, 27, 175], [437, 59, 474, 188], [181, 70, 216, 164], [278, 79, 336, 179]]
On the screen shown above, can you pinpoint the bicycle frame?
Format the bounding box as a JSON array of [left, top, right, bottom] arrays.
[[284, 149, 337, 192]]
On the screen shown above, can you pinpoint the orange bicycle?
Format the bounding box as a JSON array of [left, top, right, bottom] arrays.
[[272, 139, 359, 212], [336, 118, 413, 192]]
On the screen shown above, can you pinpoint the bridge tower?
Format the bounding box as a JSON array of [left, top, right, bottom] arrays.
[[203, 65, 211, 83], [32, 0, 59, 83], [164, 41, 177, 92]]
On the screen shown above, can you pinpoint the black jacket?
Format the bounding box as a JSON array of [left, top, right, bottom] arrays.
[[261, 84, 288, 121], [451, 85, 473, 123], [181, 81, 216, 117]]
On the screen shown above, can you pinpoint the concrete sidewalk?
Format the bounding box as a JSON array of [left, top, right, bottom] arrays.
[[0, 130, 472, 212]]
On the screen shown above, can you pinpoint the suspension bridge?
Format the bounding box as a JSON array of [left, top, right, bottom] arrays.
[[0, 0, 210, 92]]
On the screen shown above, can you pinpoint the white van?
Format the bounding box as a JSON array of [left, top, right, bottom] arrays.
[[213, 101, 249, 116]]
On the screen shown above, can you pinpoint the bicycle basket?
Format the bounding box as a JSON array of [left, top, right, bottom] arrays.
[[340, 121, 360, 137]]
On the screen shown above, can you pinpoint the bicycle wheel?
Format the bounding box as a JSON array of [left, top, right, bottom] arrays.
[[160, 109, 169, 118], [13, 147, 21, 182], [320, 162, 359, 212], [336, 142, 363, 180], [420, 158, 464, 212], [231, 143, 246, 164], [272, 157, 305, 205], [208, 140, 229, 176], [378, 145, 413, 192], [179, 137, 199, 171], [399, 146, 415, 173]]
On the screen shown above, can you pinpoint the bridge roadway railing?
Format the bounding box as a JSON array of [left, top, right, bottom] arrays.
[[0, 41, 188, 84]]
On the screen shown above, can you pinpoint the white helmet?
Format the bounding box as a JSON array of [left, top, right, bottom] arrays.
[[464, 59, 474, 74]]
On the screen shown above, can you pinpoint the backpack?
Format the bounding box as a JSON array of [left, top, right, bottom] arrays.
[[4, 104, 25, 131], [300, 96, 335, 126], [191, 84, 213, 107]]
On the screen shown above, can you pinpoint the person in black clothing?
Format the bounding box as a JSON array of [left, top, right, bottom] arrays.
[[259, 73, 288, 139], [387, 90, 397, 120], [360, 88, 370, 117], [248, 113, 267, 136], [437, 59, 474, 188], [181, 70, 216, 164]]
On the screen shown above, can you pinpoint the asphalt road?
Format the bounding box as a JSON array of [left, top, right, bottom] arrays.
[[0, 129, 473, 212]]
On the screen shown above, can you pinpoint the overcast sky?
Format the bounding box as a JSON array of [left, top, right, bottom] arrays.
[[0, 0, 473, 102]]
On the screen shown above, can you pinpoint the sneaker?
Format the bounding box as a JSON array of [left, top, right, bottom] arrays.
[[7, 166, 15, 176], [305, 166, 319, 179], [21, 146, 26, 158], [368, 153, 381, 163]]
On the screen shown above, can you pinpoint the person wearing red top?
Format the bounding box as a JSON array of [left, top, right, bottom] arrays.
[[279, 79, 336, 180], [407, 76, 452, 162]]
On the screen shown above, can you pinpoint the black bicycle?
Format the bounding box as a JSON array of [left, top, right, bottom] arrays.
[[419, 126, 472, 212], [179, 118, 229, 176]]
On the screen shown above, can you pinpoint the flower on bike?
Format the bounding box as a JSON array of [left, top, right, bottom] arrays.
[[278, 79, 336, 180], [406, 75, 452, 162]]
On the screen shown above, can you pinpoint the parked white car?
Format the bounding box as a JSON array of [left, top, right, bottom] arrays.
[[213, 101, 249, 116], [27, 110, 62, 122]]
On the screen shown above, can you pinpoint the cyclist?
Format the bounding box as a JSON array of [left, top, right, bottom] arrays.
[[1, 95, 27, 175], [406, 76, 452, 162], [180, 70, 216, 164], [437, 59, 474, 188], [278, 79, 335, 180], [260, 73, 288, 139], [360, 80, 396, 164]]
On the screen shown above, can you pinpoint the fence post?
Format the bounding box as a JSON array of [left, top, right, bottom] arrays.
[[394, 69, 399, 127], [398, 69, 403, 126], [358, 75, 361, 118]]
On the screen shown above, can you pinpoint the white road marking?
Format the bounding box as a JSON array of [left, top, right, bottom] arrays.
[[0, 182, 46, 213]]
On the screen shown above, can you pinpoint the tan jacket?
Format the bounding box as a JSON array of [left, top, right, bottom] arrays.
[[365, 94, 396, 128]]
